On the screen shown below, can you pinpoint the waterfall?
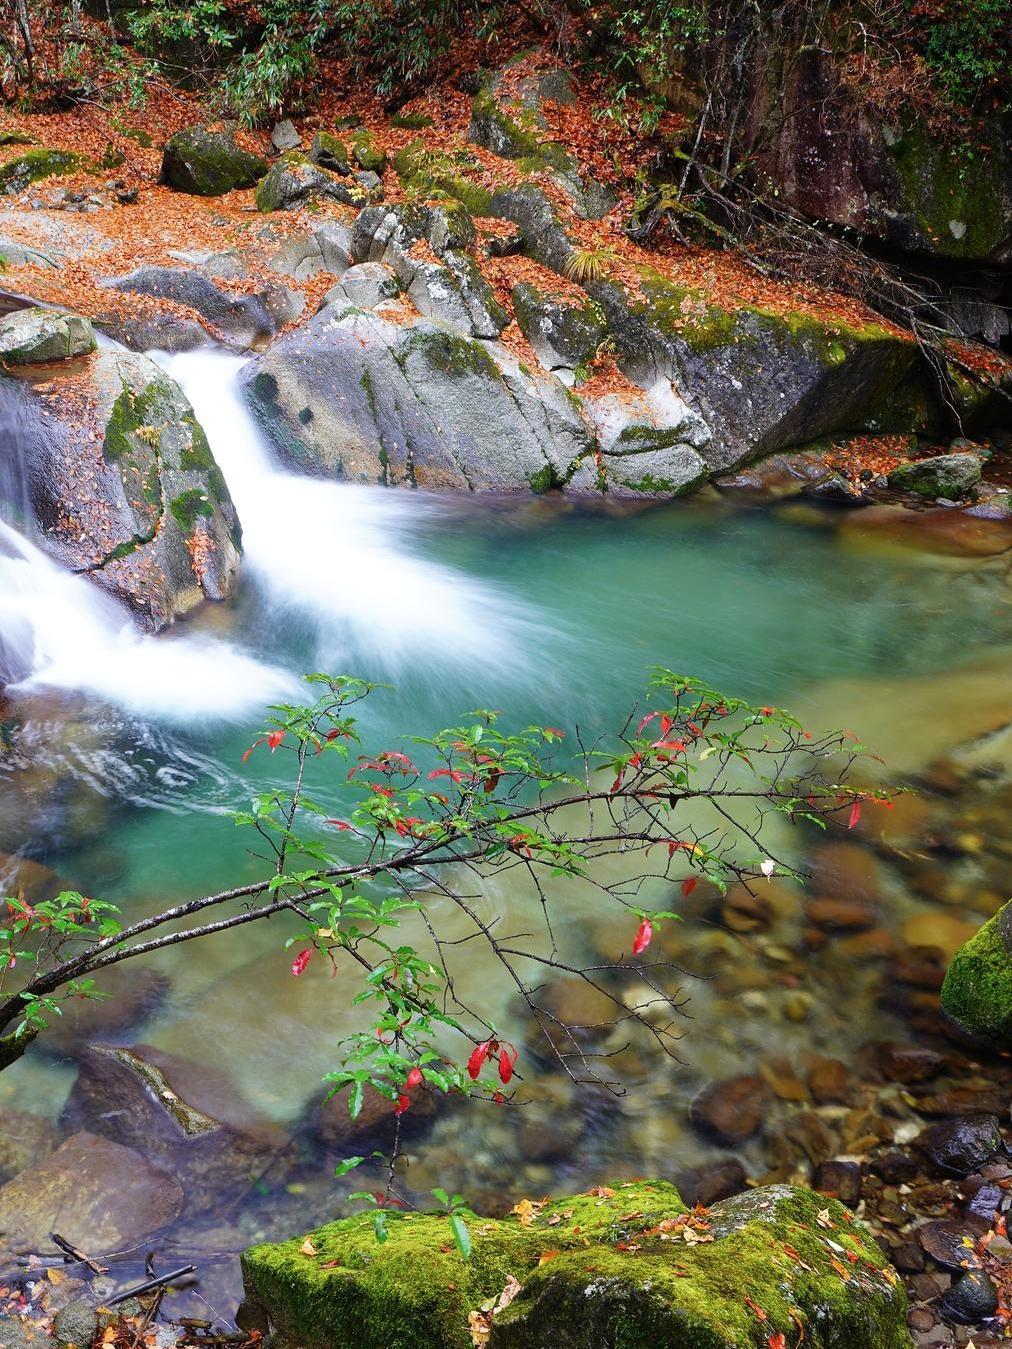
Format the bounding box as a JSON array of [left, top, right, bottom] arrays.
[[152, 349, 529, 680], [0, 345, 533, 723]]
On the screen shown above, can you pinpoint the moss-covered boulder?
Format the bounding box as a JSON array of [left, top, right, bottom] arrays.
[[240, 1180, 910, 1349], [351, 129, 387, 175], [887, 452, 981, 500], [0, 307, 95, 365], [0, 149, 79, 194], [161, 126, 266, 197], [255, 156, 372, 212], [309, 131, 350, 174], [941, 900, 1012, 1048], [2, 349, 241, 629]]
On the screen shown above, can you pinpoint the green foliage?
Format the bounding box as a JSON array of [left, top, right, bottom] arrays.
[[920, 0, 1012, 108]]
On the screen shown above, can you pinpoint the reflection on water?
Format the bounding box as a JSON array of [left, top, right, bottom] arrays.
[[0, 349, 1011, 1319]]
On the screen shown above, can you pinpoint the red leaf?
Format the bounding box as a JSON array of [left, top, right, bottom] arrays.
[[632, 918, 653, 956], [498, 1047, 515, 1085], [405, 1066, 423, 1090], [267, 730, 285, 751], [393, 1093, 411, 1115], [847, 800, 862, 829], [325, 819, 352, 830], [767, 1336, 787, 1349], [467, 1041, 491, 1080], [681, 877, 698, 898], [290, 949, 312, 977]]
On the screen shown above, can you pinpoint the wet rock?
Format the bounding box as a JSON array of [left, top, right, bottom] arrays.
[[271, 120, 302, 153], [161, 127, 267, 196], [907, 1306, 935, 1332], [0, 1131, 182, 1254], [720, 883, 775, 933], [62, 1043, 291, 1212], [876, 1044, 946, 1084], [916, 1220, 983, 1271], [309, 132, 349, 173], [0, 1106, 58, 1181], [808, 841, 882, 901], [888, 453, 981, 500], [867, 1147, 919, 1184], [941, 1269, 999, 1324], [893, 1241, 926, 1273], [674, 1158, 747, 1207], [814, 1159, 862, 1209], [903, 912, 978, 958], [0, 1318, 56, 1349], [807, 1057, 853, 1105], [784, 1110, 838, 1168], [805, 897, 877, 931], [916, 1116, 1004, 1176], [966, 1183, 1003, 1223], [243, 307, 590, 492], [8, 348, 241, 631], [53, 1300, 98, 1349], [688, 1074, 770, 1146], [309, 1080, 438, 1154], [941, 901, 1012, 1049], [0, 307, 95, 365], [0, 852, 65, 901]]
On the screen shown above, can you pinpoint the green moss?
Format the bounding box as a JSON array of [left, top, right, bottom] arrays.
[[352, 129, 387, 175], [404, 328, 501, 382], [941, 901, 1012, 1047], [0, 149, 79, 194], [169, 488, 214, 531], [310, 132, 349, 173], [390, 112, 435, 130], [886, 123, 1006, 260], [528, 464, 555, 493], [242, 1182, 907, 1349], [394, 141, 493, 215], [162, 127, 267, 197]]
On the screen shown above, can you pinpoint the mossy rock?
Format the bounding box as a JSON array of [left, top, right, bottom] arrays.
[[0, 149, 79, 195], [351, 129, 387, 175], [161, 127, 267, 197], [240, 1181, 910, 1349], [255, 157, 370, 213], [941, 900, 1012, 1048], [0, 307, 95, 365], [309, 131, 350, 174], [886, 452, 981, 499], [390, 112, 435, 130]]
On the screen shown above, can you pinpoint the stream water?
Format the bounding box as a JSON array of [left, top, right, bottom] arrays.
[[1, 349, 1010, 1319]]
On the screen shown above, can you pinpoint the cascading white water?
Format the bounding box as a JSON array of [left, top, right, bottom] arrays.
[[0, 344, 537, 724], [0, 518, 294, 719], [152, 349, 530, 679]]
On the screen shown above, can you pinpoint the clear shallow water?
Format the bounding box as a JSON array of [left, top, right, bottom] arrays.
[[1, 349, 1011, 1314]]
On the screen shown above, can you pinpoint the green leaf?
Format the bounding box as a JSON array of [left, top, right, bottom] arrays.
[[335, 1156, 365, 1177], [449, 1213, 471, 1259], [374, 1211, 388, 1243], [349, 1080, 365, 1120]]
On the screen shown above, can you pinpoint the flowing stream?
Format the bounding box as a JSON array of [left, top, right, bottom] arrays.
[[1, 347, 1011, 1316]]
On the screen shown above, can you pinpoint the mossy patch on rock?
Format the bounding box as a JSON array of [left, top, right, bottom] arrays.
[[161, 127, 267, 197], [241, 1181, 909, 1349], [887, 452, 981, 499], [0, 149, 80, 195], [941, 900, 1012, 1048]]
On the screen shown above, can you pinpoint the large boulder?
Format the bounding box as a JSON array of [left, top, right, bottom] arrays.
[[240, 1180, 910, 1349], [887, 452, 981, 500], [3, 348, 241, 629], [61, 1043, 292, 1214], [255, 157, 376, 212], [243, 305, 589, 492], [100, 264, 303, 351], [0, 307, 95, 365], [0, 1131, 182, 1255], [941, 900, 1012, 1048], [161, 126, 267, 196], [0, 150, 79, 195]]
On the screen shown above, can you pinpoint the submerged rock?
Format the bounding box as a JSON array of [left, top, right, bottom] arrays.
[[240, 1180, 909, 1349], [941, 900, 1012, 1049], [62, 1043, 293, 1214], [0, 1131, 182, 1254], [161, 127, 266, 196], [3, 348, 241, 630]]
